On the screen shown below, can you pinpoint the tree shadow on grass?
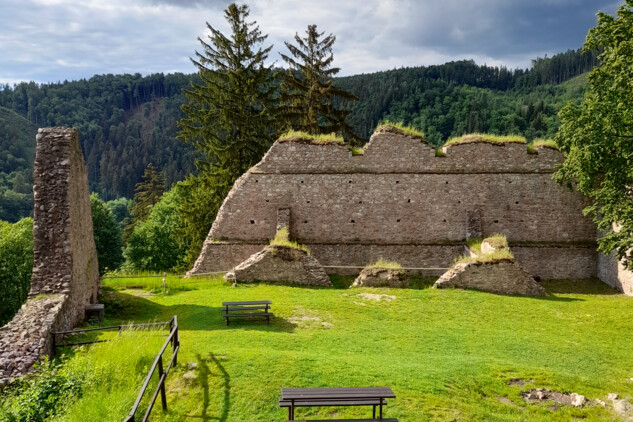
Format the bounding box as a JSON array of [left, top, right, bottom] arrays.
[[100, 288, 297, 333]]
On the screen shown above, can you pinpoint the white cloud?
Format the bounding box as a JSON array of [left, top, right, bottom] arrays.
[[0, 0, 624, 84]]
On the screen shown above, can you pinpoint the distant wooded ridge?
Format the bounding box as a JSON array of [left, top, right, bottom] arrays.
[[0, 47, 597, 222]]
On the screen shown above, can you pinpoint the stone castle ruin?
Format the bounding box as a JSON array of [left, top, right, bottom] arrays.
[[0, 128, 100, 382], [189, 126, 633, 295]]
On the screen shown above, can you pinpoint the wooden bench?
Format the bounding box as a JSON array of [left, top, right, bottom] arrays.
[[280, 387, 396, 421], [84, 303, 104, 323], [222, 300, 272, 326]]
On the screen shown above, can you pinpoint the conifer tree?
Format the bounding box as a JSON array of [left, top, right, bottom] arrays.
[[179, 3, 276, 181], [124, 163, 165, 240], [177, 3, 277, 263], [280, 24, 362, 144]]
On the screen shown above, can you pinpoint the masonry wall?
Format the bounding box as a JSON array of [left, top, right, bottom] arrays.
[[0, 128, 99, 383], [189, 128, 599, 282]]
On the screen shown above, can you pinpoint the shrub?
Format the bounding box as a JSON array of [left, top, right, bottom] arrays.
[[123, 187, 187, 272], [0, 358, 84, 422], [0, 218, 33, 326], [91, 194, 123, 275]]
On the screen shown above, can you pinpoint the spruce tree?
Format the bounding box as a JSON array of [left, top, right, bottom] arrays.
[[280, 24, 362, 144], [124, 163, 165, 240], [177, 3, 277, 263], [179, 3, 276, 181]]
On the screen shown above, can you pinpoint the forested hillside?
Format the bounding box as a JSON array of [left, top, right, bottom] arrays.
[[0, 107, 36, 222], [0, 48, 597, 222]]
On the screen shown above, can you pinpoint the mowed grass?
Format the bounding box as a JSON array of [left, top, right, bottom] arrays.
[[50, 276, 633, 421]]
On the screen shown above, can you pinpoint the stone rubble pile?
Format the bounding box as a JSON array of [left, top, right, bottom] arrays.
[[351, 267, 409, 288], [225, 245, 331, 286], [0, 295, 66, 384]]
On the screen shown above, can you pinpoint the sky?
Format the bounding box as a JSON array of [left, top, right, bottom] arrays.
[[0, 0, 623, 86]]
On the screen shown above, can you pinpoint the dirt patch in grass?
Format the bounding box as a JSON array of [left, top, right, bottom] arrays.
[[289, 307, 333, 328], [522, 388, 586, 408], [356, 293, 396, 302]]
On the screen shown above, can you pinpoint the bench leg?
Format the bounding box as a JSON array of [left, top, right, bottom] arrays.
[[373, 405, 376, 418], [225, 317, 229, 326]]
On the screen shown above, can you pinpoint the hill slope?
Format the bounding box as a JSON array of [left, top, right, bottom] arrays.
[[0, 49, 595, 221], [0, 106, 36, 222]]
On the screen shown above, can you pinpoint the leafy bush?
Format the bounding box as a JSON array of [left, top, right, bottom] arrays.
[[0, 217, 33, 325], [123, 186, 187, 272], [0, 359, 83, 422], [90, 194, 123, 275]]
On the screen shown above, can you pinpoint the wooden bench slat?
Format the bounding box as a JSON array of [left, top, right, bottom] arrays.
[[279, 399, 382, 407], [224, 305, 269, 311], [223, 312, 273, 318], [222, 300, 271, 306]]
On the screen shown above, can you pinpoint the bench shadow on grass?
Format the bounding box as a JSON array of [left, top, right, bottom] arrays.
[[101, 289, 297, 333]]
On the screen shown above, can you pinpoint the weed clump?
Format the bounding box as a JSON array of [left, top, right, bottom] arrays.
[[458, 235, 513, 264], [277, 130, 344, 145], [527, 139, 558, 153], [269, 227, 310, 254], [365, 258, 404, 270], [375, 121, 424, 139]]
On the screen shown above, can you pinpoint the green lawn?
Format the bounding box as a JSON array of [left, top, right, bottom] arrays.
[[6, 276, 633, 421]]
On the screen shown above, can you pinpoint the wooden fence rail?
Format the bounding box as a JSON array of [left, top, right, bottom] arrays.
[[50, 316, 180, 422], [124, 315, 180, 422]]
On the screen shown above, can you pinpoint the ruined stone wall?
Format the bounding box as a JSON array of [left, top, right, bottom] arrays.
[[0, 128, 99, 383], [189, 129, 599, 282]]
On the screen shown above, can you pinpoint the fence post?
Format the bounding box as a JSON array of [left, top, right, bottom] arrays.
[[172, 315, 178, 366], [158, 357, 168, 411], [162, 272, 167, 293]]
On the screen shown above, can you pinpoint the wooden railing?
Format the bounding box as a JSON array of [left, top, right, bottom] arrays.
[[124, 315, 180, 422], [51, 321, 171, 351], [50, 316, 180, 422]]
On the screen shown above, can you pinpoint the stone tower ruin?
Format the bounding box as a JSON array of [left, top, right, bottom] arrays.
[[0, 127, 100, 382]]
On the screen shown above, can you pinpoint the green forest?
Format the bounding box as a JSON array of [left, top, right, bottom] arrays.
[[0, 47, 597, 223]]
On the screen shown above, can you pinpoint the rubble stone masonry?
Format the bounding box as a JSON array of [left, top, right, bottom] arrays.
[[0, 128, 99, 383], [189, 128, 632, 294]]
